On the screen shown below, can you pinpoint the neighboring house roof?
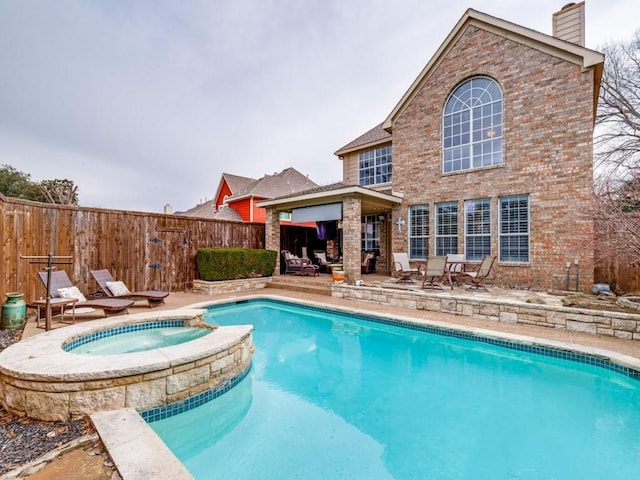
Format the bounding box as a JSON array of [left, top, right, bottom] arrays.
[[334, 123, 392, 157], [227, 167, 318, 202], [212, 173, 255, 207], [210, 206, 244, 222], [178, 201, 245, 221], [382, 8, 604, 131], [179, 201, 217, 219], [180, 168, 319, 220]]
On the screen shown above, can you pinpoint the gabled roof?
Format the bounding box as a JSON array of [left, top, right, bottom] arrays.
[[212, 173, 254, 207], [383, 8, 604, 131], [257, 182, 403, 216], [227, 167, 318, 202], [334, 123, 392, 157]]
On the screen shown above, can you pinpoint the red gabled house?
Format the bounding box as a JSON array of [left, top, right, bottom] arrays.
[[181, 168, 318, 224]]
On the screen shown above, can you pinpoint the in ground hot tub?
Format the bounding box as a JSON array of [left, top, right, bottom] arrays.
[[64, 321, 214, 355], [0, 309, 253, 421]]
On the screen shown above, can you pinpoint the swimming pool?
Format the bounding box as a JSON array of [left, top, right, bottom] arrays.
[[150, 298, 640, 479]]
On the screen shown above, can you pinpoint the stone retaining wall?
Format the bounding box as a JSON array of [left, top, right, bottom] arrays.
[[0, 311, 254, 421], [192, 277, 271, 295], [332, 285, 640, 341]]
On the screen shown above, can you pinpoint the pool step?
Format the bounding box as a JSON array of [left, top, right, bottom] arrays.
[[267, 275, 333, 296]]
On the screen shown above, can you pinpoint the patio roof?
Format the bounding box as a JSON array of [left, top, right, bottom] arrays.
[[256, 183, 402, 216]]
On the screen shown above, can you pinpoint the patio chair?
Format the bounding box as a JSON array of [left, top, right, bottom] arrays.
[[90, 269, 169, 307], [37, 270, 133, 316], [457, 255, 496, 290], [421, 256, 450, 290], [361, 252, 376, 274], [392, 252, 421, 283], [312, 250, 332, 273], [281, 250, 319, 276]]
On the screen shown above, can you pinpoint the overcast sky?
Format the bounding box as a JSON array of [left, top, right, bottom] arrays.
[[1, 0, 638, 213]]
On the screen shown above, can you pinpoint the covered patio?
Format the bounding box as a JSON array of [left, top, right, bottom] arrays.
[[258, 184, 402, 282]]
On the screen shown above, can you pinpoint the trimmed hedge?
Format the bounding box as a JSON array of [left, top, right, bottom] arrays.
[[197, 248, 277, 281]]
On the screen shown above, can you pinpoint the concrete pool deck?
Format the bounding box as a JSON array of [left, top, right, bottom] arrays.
[[22, 285, 640, 359], [15, 283, 640, 479]]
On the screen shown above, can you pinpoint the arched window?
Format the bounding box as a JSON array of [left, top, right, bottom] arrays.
[[443, 77, 503, 173]]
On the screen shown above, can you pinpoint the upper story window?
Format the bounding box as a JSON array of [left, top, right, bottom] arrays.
[[443, 77, 503, 173], [359, 145, 392, 186]]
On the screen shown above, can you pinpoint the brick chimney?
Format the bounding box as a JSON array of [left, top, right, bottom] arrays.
[[552, 2, 585, 46]]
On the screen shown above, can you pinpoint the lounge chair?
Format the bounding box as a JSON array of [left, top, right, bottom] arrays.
[[90, 269, 169, 307], [457, 255, 497, 290], [421, 256, 450, 290], [37, 271, 133, 316], [392, 252, 421, 283]]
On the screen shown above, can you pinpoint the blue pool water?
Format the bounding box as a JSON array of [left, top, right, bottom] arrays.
[[68, 326, 211, 354], [150, 299, 640, 479]]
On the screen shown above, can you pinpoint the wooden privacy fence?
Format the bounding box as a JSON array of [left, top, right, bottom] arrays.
[[593, 214, 640, 294], [0, 193, 265, 303], [595, 255, 640, 294]]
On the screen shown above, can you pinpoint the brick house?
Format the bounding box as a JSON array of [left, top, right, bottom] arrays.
[[261, 3, 604, 291]]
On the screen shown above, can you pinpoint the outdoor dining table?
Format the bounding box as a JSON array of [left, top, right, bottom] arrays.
[[445, 260, 479, 286]]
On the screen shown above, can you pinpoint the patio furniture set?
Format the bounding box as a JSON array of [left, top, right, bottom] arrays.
[[393, 253, 496, 291], [281, 250, 377, 277]]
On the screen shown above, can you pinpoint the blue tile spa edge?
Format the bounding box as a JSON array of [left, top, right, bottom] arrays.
[[63, 320, 188, 352], [141, 362, 252, 423]]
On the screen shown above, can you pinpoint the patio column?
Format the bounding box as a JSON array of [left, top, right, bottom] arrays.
[[264, 207, 281, 276], [342, 195, 362, 283]]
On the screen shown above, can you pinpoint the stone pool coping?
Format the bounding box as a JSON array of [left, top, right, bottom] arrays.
[[0, 308, 253, 421], [91, 408, 193, 480]]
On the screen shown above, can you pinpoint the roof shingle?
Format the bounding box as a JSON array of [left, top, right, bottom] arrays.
[[334, 123, 391, 155]]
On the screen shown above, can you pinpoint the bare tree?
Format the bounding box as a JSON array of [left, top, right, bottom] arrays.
[[595, 29, 640, 177], [36, 179, 79, 205], [594, 30, 640, 273]]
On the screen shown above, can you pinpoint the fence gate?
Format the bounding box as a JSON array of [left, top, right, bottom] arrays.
[[152, 228, 189, 292]]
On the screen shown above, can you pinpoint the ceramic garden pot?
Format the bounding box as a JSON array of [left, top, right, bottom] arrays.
[[1, 292, 27, 330]]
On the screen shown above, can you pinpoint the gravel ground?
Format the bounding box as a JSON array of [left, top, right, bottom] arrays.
[[0, 326, 94, 476]]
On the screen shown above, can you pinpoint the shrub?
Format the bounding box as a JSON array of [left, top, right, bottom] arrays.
[[196, 248, 277, 281]]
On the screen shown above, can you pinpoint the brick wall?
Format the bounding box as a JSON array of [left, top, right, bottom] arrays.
[[388, 26, 596, 290]]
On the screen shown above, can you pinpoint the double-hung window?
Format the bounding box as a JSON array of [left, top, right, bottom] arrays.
[[499, 195, 529, 263], [408, 205, 429, 260], [443, 77, 503, 173], [359, 145, 392, 186], [465, 199, 491, 261], [435, 202, 458, 256], [361, 215, 380, 251]]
